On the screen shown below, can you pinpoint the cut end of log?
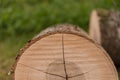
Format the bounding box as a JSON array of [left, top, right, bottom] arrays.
[[89, 10, 120, 66], [89, 10, 101, 44], [13, 24, 118, 80]]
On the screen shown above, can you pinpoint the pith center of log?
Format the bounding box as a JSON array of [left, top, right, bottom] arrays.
[[47, 59, 86, 80]]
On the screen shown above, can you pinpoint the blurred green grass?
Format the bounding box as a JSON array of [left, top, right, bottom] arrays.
[[0, 0, 120, 79]]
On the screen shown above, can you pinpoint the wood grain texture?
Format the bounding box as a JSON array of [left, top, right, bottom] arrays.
[[12, 24, 118, 80], [89, 10, 120, 66]]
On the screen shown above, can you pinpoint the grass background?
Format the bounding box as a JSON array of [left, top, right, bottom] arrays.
[[0, 0, 120, 79]]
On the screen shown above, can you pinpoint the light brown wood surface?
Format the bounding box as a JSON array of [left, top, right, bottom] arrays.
[[13, 24, 118, 80], [89, 10, 101, 44]]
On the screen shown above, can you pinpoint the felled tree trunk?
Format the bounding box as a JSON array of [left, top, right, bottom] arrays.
[[12, 24, 118, 80], [89, 10, 120, 67]]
